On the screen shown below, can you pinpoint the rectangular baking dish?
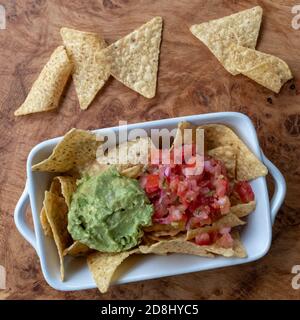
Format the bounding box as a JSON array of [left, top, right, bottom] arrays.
[[14, 112, 286, 291]]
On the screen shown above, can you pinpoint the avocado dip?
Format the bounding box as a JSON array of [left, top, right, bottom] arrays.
[[68, 167, 153, 252]]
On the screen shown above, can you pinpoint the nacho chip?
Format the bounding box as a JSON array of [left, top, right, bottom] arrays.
[[32, 129, 102, 172], [208, 145, 236, 179], [63, 241, 92, 257], [52, 176, 77, 207], [190, 6, 262, 75], [200, 124, 267, 180], [40, 207, 53, 237], [43, 191, 73, 281], [144, 222, 185, 233], [230, 200, 256, 218], [139, 235, 213, 257], [60, 28, 110, 109], [96, 137, 152, 172], [172, 121, 197, 148], [186, 213, 245, 240], [227, 43, 292, 93], [87, 249, 138, 293], [121, 164, 144, 179], [105, 16, 162, 98], [14, 46, 72, 116]]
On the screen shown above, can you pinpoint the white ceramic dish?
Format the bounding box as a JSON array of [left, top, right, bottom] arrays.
[[14, 112, 286, 291]]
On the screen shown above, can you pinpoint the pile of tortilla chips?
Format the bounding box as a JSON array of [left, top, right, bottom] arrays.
[[190, 6, 292, 92], [14, 17, 163, 116], [33, 121, 267, 293]]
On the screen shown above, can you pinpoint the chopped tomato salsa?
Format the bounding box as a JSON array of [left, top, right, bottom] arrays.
[[139, 144, 255, 248]]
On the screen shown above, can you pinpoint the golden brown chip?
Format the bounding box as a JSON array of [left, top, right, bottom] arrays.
[[227, 43, 292, 93], [104, 16, 163, 98], [43, 191, 73, 281], [32, 129, 102, 172], [200, 124, 267, 180], [121, 165, 144, 179], [60, 28, 110, 109], [144, 222, 186, 233], [96, 137, 152, 172], [190, 6, 262, 75], [87, 249, 138, 293], [40, 207, 53, 238], [63, 241, 92, 257], [230, 200, 256, 218], [172, 121, 197, 148], [52, 176, 77, 207], [186, 213, 245, 240], [208, 145, 237, 179], [139, 235, 214, 257], [14, 46, 72, 116]]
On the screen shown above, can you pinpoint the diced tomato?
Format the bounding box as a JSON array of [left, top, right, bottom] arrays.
[[139, 145, 252, 229], [234, 181, 255, 203], [216, 232, 234, 248], [145, 174, 160, 193], [195, 233, 212, 246]]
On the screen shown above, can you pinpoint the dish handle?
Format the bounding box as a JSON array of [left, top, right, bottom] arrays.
[[261, 153, 286, 225], [14, 181, 38, 254]]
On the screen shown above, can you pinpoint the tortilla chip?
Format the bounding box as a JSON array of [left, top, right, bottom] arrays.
[[14, 46, 72, 116], [96, 137, 152, 172], [40, 207, 53, 237], [60, 28, 110, 109], [32, 129, 102, 172], [52, 176, 77, 207], [121, 164, 144, 179], [186, 213, 245, 240], [230, 200, 256, 218], [173, 121, 197, 147], [148, 228, 184, 239], [43, 191, 73, 281], [144, 222, 186, 233], [139, 235, 214, 257], [105, 16, 162, 98], [208, 146, 236, 179], [200, 124, 267, 180], [227, 43, 292, 93], [87, 249, 138, 293], [63, 241, 92, 257], [190, 6, 262, 75]]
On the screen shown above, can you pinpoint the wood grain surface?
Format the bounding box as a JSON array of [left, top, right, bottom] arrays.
[[0, 0, 300, 300]]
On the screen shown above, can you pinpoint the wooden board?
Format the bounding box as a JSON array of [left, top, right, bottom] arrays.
[[1, 0, 300, 299]]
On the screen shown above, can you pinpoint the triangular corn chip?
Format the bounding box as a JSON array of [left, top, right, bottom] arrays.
[[40, 207, 53, 238], [172, 121, 197, 148], [200, 124, 267, 180], [14, 46, 72, 116], [105, 16, 163, 98], [190, 6, 262, 75], [52, 176, 77, 207], [139, 235, 214, 257], [230, 200, 256, 218], [63, 241, 91, 257], [186, 213, 245, 240], [87, 249, 138, 293], [227, 43, 292, 93], [32, 129, 102, 172], [208, 145, 237, 179], [43, 191, 73, 281], [60, 28, 110, 109]]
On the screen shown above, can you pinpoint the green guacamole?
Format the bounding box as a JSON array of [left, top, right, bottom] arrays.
[[67, 167, 153, 252]]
